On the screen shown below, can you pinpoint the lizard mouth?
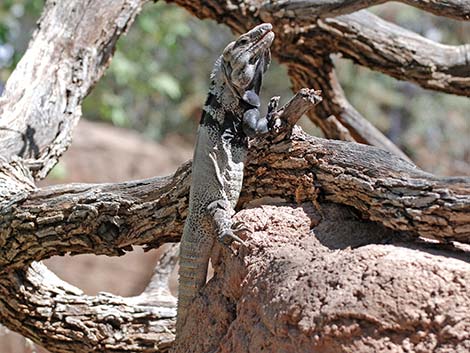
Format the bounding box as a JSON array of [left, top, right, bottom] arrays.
[[249, 30, 274, 64], [255, 24, 274, 43]]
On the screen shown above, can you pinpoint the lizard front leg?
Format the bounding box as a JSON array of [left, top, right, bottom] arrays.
[[208, 200, 247, 246], [242, 95, 280, 137]]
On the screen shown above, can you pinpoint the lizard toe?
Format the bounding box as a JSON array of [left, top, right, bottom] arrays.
[[218, 229, 247, 247], [231, 221, 251, 234]]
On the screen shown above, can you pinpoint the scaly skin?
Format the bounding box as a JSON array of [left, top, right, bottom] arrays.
[[176, 23, 277, 336]]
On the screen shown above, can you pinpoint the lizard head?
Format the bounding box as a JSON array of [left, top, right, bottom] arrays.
[[222, 23, 274, 95]]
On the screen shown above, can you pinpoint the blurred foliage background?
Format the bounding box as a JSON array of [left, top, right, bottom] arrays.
[[0, 0, 469, 174]]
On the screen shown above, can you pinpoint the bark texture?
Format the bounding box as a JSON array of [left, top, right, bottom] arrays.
[[0, 0, 469, 352], [244, 127, 470, 242], [0, 0, 148, 179], [2, 126, 470, 352], [174, 205, 470, 353], [261, 0, 470, 20]]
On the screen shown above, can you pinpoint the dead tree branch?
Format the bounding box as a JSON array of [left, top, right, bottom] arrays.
[[261, 0, 470, 21], [0, 163, 190, 270], [0, 0, 149, 179], [283, 56, 412, 161], [245, 128, 470, 242], [321, 12, 470, 96], [0, 262, 175, 353]]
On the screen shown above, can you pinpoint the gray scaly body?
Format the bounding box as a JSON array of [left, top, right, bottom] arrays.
[[176, 23, 277, 335]]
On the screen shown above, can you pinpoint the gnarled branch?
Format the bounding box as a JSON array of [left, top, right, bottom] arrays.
[[0, 262, 175, 353], [261, 0, 470, 21], [0, 163, 189, 270], [322, 12, 470, 96], [2, 125, 469, 277], [0, 0, 148, 179], [171, 0, 470, 157], [283, 55, 412, 162], [245, 127, 470, 242]]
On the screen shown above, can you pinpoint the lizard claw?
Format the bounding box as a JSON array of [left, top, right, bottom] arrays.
[[218, 229, 247, 248], [232, 221, 251, 234], [267, 96, 280, 115], [266, 96, 282, 133]]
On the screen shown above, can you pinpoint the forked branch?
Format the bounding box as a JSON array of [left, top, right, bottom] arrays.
[[0, 0, 149, 179], [321, 12, 470, 96], [171, 0, 470, 156]]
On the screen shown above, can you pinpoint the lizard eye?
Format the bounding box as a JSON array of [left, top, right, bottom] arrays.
[[238, 37, 249, 45]]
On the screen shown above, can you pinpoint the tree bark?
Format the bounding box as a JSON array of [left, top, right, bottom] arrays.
[[3, 125, 469, 271], [0, 0, 469, 352], [260, 0, 470, 20], [0, 262, 176, 353], [0, 0, 148, 179]]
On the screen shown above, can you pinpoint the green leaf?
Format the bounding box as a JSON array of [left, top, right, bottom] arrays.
[[48, 162, 67, 180], [111, 107, 128, 127], [110, 51, 138, 85], [150, 73, 181, 100]]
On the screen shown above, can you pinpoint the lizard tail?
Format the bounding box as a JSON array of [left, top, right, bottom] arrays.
[[176, 236, 212, 336]]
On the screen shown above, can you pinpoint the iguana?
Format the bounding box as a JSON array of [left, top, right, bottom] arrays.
[[176, 23, 278, 335]]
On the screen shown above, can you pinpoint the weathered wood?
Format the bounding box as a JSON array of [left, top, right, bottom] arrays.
[[138, 243, 179, 304], [0, 262, 175, 353], [2, 125, 469, 275], [0, 89, 319, 272], [269, 88, 323, 134], [169, 0, 470, 158], [0, 162, 190, 270], [321, 11, 470, 96], [0, 0, 148, 179], [283, 55, 413, 162], [261, 0, 470, 21], [245, 127, 470, 242]]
